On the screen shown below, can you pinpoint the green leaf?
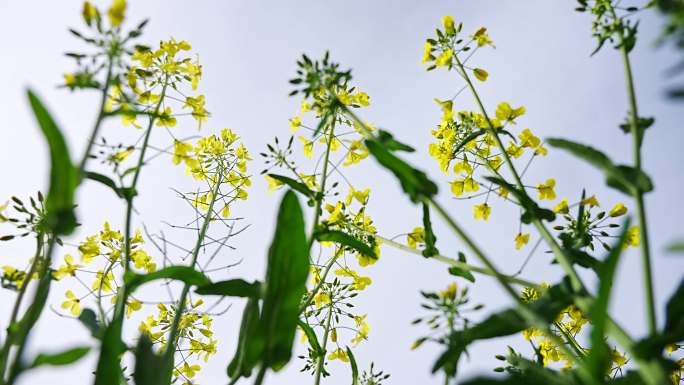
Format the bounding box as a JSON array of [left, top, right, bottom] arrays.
[[85, 171, 136, 200], [228, 297, 260, 380], [93, 317, 126, 385], [267, 174, 315, 199], [421, 203, 439, 258], [30, 346, 90, 368], [246, 190, 310, 371], [375, 130, 415, 152], [365, 139, 438, 203], [133, 334, 165, 385], [346, 346, 359, 385], [485, 177, 555, 224], [195, 279, 262, 298], [78, 308, 103, 339], [297, 320, 323, 358], [587, 220, 630, 380], [315, 229, 377, 261], [664, 277, 684, 340], [28, 90, 78, 234], [665, 240, 684, 253], [547, 138, 653, 196], [124, 266, 211, 294], [448, 252, 476, 283]]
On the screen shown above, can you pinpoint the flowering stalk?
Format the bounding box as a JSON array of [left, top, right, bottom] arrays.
[[607, 3, 657, 335], [313, 303, 334, 385], [109, 75, 170, 327], [161, 163, 224, 381], [452, 55, 585, 294]]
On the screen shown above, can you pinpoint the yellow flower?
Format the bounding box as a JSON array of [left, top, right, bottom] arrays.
[[442, 15, 456, 34], [221, 128, 239, 145], [507, 141, 524, 158], [78, 235, 101, 264], [354, 91, 370, 106], [609, 203, 628, 217], [473, 68, 489, 81], [265, 175, 284, 193], [440, 283, 458, 300], [107, 0, 126, 27], [450, 180, 465, 197], [581, 195, 600, 207], [289, 116, 301, 132], [473, 203, 491, 220], [611, 349, 628, 369], [172, 140, 194, 165], [101, 221, 123, 241], [422, 41, 435, 64], [343, 140, 369, 166], [314, 292, 331, 308], [156, 107, 177, 127], [53, 254, 82, 280], [495, 102, 525, 124], [537, 179, 556, 200], [356, 249, 378, 267], [0, 201, 8, 222], [298, 136, 314, 159], [177, 362, 201, 379], [61, 290, 81, 316], [518, 129, 541, 148], [407, 227, 425, 249], [352, 314, 370, 346], [132, 250, 156, 273], [553, 198, 569, 214], [327, 348, 349, 362], [126, 299, 142, 318], [435, 49, 454, 67], [82, 1, 99, 26], [472, 27, 495, 48], [515, 233, 530, 250], [92, 270, 115, 293], [626, 226, 640, 248]]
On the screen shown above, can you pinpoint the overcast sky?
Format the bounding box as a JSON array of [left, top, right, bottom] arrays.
[[1, 1, 683, 384]]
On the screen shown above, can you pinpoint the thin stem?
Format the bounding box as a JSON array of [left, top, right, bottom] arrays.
[[78, 55, 115, 175], [0, 236, 44, 382], [6, 236, 57, 385], [309, 118, 337, 243], [313, 304, 334, 385], [299, 248, 343, 314], [162, 165, 224, 379], [609, 3, 657, 334], [370, 232, 539, 288]]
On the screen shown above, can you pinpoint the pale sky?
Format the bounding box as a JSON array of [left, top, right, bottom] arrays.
[[1, 1, 683, 384]]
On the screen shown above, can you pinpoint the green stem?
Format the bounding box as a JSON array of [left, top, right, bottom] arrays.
[[309, 119, 337, 243], [162, 164, 223, 380], [299, 248, 343, 314], [610, 4, 656, 334], [371, 232, 539, 288], [313, 304, 334, 385], [6, 236, 57, 385], [0, 236, 44, 382], [453, 55, 585, 293], [78, 55, 115, 176]]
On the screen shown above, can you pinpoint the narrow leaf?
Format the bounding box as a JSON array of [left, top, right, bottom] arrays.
[[124, 266, 211, 294], [28, 90, 78, 234], [30, 346, 90, 368], [267, 174, 315, 198], [315, 229, 377, 261], [195, 279, 261, 298]]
